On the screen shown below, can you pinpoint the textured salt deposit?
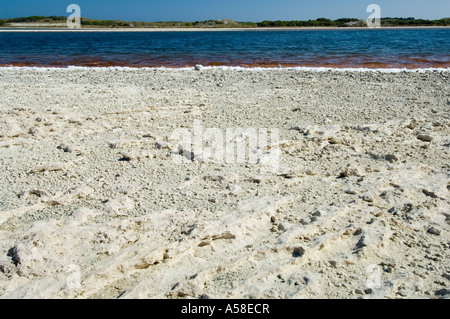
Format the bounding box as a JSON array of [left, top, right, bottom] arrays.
[[0, 67, 448, 299]]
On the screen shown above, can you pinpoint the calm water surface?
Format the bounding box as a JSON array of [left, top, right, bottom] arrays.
[[0, 29, 449, 68]]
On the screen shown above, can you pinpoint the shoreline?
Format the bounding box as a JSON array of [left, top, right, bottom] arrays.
[[1, 26, 450, 32], [0, 65, 449, 72]]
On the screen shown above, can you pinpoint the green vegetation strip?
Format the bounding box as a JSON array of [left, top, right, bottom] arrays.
[[1, 16, 449, 28]]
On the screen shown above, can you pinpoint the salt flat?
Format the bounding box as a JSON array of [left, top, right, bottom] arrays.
[[0, 67, 449, 299]]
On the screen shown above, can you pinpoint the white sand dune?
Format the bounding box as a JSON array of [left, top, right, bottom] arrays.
[[0, 67, 449, 299]]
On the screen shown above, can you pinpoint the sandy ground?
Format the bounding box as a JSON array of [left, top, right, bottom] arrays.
[[0, 67, 449, 299]]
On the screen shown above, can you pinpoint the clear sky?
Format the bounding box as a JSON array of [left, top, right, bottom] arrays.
[[1, 0, 449, 21]]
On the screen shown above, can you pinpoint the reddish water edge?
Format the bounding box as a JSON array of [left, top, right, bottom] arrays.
[[1, 57, 449, 69]]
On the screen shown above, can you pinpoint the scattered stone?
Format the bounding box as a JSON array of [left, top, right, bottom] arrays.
[[57, 143, 74, 153], [248, 176, 263, 184], [397, 289, 408, 297], [28, 189, 47, 198], [338, 164, 364, 178], [360, 194, 374, 203], [385, 154, 399, 162], [434, 288, 450, 297], [156, 141, 171, 150], [8, 240, 64, 277], [405, 208, 424, 220], [194, 65, 203, 71], [422, 189, 438, 198], [355, 236, 367, 249], [381, 261, 396, 273], [30, 162, 65, 174], [142, 133, 155, 139], [305, 169, 316, 176], [57, 143, 84, 154], [427, 227, 441, 236], [417, 134, 433, 142], [292, 246, 305, 258], [211, 231, 236, 241], [120, 150, 139, 161], [198, 240, 211, 247], [355, 289, 364, 295], [406, 119, 418, 130], [279, 172, 296, 179], [0, 256, 15, 275], [299, 218, 310, 225], [328, 138, 340, 145], [364, 288, 373, 294], [28, 126, 42, 137], [108, 140, 127, 149], [311, 210, 321, 217], [120, 150, 152, 161]]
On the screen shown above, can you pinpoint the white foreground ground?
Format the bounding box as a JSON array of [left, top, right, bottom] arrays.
[[0, 67, 449, 299]]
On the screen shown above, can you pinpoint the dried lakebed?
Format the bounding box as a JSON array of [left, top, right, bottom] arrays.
[[0, 67, 449, 299]]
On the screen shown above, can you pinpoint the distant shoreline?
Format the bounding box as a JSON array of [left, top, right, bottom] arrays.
[[1, 26, 450, 32]]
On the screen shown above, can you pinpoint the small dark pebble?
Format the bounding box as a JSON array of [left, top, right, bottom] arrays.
[[293, 246, 305, 258], [364, 288, 373, 294], [427, 227, 441, 236], [434, 288, 450, 296]]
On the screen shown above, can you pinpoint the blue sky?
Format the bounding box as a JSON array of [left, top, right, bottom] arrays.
[[1, 0, 449, 21]]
